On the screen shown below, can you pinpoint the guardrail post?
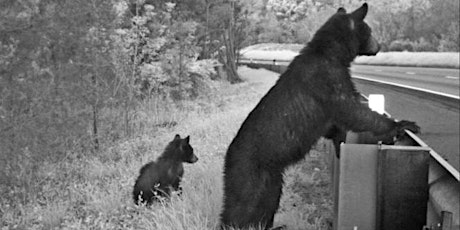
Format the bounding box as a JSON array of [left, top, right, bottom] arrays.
[[336, 143, 379, 230], [335, 144, 430, 230], [427, 175, 460, 229], [441, 211, 453, 230], [376, 146, 430, 230]]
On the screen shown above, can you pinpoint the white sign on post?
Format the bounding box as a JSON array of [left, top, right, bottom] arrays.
[[368, 94, 385, 114]]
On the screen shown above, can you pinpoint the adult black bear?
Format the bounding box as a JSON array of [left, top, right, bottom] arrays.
[[133, 134, 198, 205], [220, 3, 419, 230]]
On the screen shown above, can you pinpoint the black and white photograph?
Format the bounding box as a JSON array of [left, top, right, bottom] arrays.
[[0, 0, 458, 229]]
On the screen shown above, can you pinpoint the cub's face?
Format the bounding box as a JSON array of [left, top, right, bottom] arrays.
[[340, 3, 380, 56], [178, 135, 198, 164]]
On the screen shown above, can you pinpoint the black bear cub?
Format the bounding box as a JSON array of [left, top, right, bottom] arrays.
[[220, 3, 419, 230], [133, 134, 198, 205]]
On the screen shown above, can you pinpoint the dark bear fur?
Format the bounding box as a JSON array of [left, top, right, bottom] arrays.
[[133, 134, 198, 205], [220, 3, 419, 229]]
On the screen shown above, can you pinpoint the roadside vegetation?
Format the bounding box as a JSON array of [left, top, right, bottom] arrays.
[[354, 52, 460, 68], [239, 0, 459, 68], [242, 0, 459, 53], [240, 44, 460, 68], [1, 66, 334, 229]]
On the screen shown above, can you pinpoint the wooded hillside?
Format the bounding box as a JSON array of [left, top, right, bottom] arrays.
[[243, 0, 459, 52]]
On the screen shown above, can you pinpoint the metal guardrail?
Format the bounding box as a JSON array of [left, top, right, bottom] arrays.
[[238, 58, 460, 229], [360, 95, 459, 230], [407, 130, 460, 230]]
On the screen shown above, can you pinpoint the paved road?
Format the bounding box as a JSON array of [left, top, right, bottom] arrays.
[[242, 60, 460, 97], [351, 65, 459, 97], [351, 67, 459, 171]]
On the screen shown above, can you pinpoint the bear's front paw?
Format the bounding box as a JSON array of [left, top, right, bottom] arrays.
[[395, 120, 420, 137]]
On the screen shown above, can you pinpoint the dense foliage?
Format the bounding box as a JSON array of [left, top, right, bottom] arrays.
[[242, 0, 459, 52], [0, 1, 246, 228], [0, 0, 242, 169]]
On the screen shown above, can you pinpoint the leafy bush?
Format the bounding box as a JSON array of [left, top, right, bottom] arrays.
[[389, 39, 414, 52], [113, 3, 221, 101], [0, 1, 222, 200], [438, 21, 460, 52], [413, 37, 436, 52]]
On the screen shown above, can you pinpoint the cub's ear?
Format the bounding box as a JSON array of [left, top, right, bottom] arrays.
[[351, 2, 368, 21], [337, 7, 346, 13], [184, 135, 190, 143], [174, 134, 181, 140]]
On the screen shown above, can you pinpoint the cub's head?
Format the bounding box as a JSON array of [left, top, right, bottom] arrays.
[[337, 3, 380, 56], [171, 134, 198, 164]]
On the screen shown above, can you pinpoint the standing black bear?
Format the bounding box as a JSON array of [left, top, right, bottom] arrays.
[[133, 134, 198, 205], [220, 3, 419, 229]]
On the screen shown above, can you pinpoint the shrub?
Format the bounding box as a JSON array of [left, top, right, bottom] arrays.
[[413, 37, 436, 52], [438, 22, 459, 52], [389, 39, 414, 52]]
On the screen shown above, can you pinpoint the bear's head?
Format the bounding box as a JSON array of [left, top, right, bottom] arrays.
[[307, 3, 380, 60], [172, 134, 198, 164], [337, 3, 380, 56]]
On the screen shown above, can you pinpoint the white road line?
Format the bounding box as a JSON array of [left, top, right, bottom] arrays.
[[352, 75, 460, 100], [445, 76, 459, 80], [405, 71, 416, 75]]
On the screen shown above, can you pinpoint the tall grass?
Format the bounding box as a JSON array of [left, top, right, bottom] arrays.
[[0, 68, 333, 230], [241, 43, 460, 68], [354, 51, 460, 68]]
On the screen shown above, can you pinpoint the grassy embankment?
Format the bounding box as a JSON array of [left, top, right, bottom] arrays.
[[241, 43, 460, 68], [1, 66, 333, 230]]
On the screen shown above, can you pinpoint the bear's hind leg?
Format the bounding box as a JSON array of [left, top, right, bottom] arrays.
[[260, 171, 283, 229]]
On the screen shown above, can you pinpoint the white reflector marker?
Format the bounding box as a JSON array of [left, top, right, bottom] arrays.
[[368, 94, 385, 114]]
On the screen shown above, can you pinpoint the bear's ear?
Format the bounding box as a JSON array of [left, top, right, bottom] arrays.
[[350, 3, 368, 21], [337, 7, 346, 13], [174, 134, 181, 140], [184, 135, 190, 143]]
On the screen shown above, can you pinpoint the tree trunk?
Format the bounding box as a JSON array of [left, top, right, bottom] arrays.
[[221, 0, 241, 83], [92, 104, 99, 150], [203, 0, 210, 59], [91, 75, 99, 150], [220, 30, 241, 83]]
